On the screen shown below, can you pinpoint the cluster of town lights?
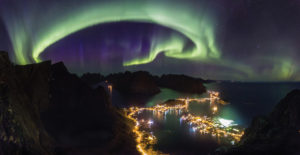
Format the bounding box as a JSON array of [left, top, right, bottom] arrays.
[[125, 91, 244, 155]]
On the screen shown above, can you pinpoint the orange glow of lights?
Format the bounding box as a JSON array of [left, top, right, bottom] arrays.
[[125, 91, 244, 155]]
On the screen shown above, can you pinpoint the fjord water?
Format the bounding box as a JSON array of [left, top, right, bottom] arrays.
[[145, 82, 300, 127], [205, 82, 300, 126], [121, 82, 300, 154]]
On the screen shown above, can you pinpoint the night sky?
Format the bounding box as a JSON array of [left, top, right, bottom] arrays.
[[0, 0, 300, 81]]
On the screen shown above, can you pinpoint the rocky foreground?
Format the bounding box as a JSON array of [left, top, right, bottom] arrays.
[[0, 51, 138, 155]]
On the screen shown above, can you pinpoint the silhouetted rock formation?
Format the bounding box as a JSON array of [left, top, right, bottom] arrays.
[[157, 74, 206, 94], [0, 51, 54, 155], [81, 73, 105, 86], [106, 71, 161, 96], [15, 61, 52, 111], [43, 62, 138, 154], [0, 51, 138, 154], [269, 89, 300, 129], [42, 62, 111, 147], [218, 89, 300, 155], [104, 71, 207, 97], [79, 70, 208, 98]]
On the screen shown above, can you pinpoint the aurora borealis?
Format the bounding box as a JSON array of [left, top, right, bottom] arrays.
[[0, 0, 300, 81]]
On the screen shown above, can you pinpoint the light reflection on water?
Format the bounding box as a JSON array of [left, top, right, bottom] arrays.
[[124, 82, 300, 154], [129, 90, 242, 154], [146, 82, 300, 127], [205, 82, 300, 126]]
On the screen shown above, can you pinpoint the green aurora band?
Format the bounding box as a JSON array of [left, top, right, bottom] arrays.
[[0, 0, 298, 81], [1, 1, 220, 65]]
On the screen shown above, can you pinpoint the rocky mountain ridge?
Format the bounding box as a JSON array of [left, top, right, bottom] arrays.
[[82, 71, 207, 96], [0, 51, 138, 154]]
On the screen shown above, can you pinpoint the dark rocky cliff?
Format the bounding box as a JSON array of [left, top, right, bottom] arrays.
[[0, 51, 54, 154], [218, 89, 300, 155], [41, 62, 138, 154], [0, 51, 138, 154]]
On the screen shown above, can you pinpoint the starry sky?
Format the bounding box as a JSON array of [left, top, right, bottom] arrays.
[[0, 0, 300, 81]]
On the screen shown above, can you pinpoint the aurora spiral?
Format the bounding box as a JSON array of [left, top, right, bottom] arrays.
[[1, 0, 220, 64], [0, 0, 299, 81]]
